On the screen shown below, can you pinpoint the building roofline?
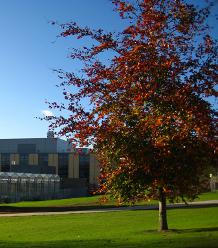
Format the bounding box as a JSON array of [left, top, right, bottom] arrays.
[[0, 138, 67, 141]]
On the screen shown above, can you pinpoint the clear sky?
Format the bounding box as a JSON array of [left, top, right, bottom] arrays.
[[0, 0, 217, 139]]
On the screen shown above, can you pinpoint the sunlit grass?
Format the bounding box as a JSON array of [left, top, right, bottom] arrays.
[[0, 207, 217, 247]]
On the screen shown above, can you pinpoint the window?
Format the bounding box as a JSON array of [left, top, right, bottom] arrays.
[[1, 153, 10, 172], [20, 154, 29, 166], [79, 154, 90, 181], [38, 153, 48, 166], [58, 153, 69, 178]]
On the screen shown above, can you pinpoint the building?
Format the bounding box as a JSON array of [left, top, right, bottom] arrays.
[[0, 133, 100, 194]]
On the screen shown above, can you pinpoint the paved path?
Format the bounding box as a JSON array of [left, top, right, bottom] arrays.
[[0, 200, 217, 217]]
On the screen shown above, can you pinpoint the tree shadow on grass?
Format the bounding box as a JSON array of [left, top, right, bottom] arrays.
[[144, 227, 218, 234], [0, 240, 142, 248], [0, 205, 118, 213], [0, 202, 217, 214], [1, 234, 218, 248], [170, 227, 218, 234]]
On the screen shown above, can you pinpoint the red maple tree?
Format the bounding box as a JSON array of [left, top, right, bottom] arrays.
[[46, 0, 217, 231]]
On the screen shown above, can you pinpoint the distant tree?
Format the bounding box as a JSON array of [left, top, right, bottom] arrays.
[[46, 0, 217, 231]]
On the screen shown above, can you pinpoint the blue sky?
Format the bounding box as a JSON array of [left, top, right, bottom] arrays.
[[0, 0, 124, 139], [0, 0, 217, 139]]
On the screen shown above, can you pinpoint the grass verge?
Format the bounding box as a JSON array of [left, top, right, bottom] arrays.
[[0, 207, 217, 247], [0, 191, 217, 209]]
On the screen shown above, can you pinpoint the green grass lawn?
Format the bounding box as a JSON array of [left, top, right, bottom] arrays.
[[0, 195, 104, 208], [196, 191, 218, 201], [0, 190, 217, 209], [0, 207, 218, 247]]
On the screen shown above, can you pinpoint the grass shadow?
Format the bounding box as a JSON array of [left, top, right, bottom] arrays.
[[0, 239, 146, 248], [170, 227, 218, 234], [143, 226, 218, 234], [0, 204, 120, 213], [1, 235, 218, 248], [1, 202, 218, 214]]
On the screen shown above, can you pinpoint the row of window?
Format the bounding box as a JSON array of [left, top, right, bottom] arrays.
[[0, 153, 90, 180], [0, 153, 48, 166]]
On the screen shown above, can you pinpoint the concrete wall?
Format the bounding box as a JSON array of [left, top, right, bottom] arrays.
[[57, 139, 72, 153], [0, 138, 59, 153]]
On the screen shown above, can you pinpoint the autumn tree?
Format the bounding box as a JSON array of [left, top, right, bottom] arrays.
[[46, 0, 217, 231]]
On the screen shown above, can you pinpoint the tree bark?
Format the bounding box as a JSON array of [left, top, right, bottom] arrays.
[[158, 188, 168, 231]]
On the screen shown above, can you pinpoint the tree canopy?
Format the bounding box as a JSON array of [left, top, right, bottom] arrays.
[[46, 0, 218, 230]]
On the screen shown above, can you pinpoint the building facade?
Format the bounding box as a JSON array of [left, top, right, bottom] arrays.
[[0, 136, 100, 186]]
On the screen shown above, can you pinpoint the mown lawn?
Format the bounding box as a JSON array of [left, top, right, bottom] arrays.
[[0, 191, 217, 208], [0, 207, 218, 247]]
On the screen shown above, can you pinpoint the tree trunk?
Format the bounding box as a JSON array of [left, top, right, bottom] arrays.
[[158, 188, 168, 231]]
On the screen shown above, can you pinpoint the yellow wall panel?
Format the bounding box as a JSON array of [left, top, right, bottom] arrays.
[[29, 154, 38, 165], [89, 154, 100, 184], [68, 153, 79, 178], [48, 154, 58, 174], [10, 154, 19, 165]]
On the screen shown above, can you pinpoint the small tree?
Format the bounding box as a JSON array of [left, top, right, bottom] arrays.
[[47, 0, 217, 231]]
